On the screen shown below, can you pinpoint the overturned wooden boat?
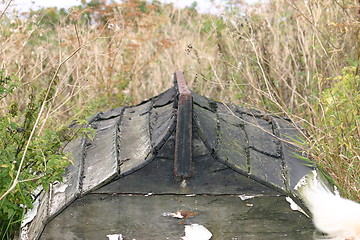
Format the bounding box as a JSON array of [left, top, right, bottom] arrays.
[[21, 72, 320, 240]]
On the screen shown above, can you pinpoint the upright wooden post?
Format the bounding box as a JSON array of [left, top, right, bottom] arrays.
[[174, 71, 193, 179]]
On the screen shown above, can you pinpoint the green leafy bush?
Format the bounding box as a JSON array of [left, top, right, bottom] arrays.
[[0, 71, 92, 239], [311, 67, 360, 199], [321, 67, 359, 132]]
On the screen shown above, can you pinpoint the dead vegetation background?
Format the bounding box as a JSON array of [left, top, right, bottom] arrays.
[[1, 0, 359, 200]]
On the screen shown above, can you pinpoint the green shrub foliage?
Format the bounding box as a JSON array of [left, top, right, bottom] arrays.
[[0, 71, 92, 239]]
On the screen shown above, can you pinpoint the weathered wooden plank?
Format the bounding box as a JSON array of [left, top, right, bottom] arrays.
[[249, 149, 286, 190], [242, 114, 281, 157], [156, 134, 175, 159], [153, 87, 175, 107], [21, 191, 49, 240], [118, 101, 152, 176], [48, 137, 84, 217], [193, 133, 210, 157], [236, 106, 266, 116], [190, 155, 276, 195], [150, 104, 173, 130], [192, 91, 214, 111], [174, 71, 193, 179], [216, 118, 248, 172], [273, 117, 313, 189], [150, 103, 175, 149], [193, 105, 218, 151], [40, 194, 314, 240], [98, 107, 124, 120], [216, 102, 244, 126], [82, 117, 119, 194], [96, 153, 276, 195]]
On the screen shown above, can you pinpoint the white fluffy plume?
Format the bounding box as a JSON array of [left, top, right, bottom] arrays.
[[299, 173, 360, 240]]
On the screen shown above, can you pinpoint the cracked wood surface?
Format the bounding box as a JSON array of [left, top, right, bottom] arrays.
[[40, 194, 314, 240]]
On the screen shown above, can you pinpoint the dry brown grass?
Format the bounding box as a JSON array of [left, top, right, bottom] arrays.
[[1, 0, 359, 199]]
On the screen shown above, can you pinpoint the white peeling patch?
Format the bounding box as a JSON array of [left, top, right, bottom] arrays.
[[55, 183, 68, 193], [285, 197, 308, 217], [286, 197, 299, 211], [182, 224, 212, 240], [238, 194, 263, 200], [21, 197, 40, 227], [294, 169, 317, 191], [239, 195, 254, 200], [333, 185, 340, 197], [106, 234, 123, 240], [180, 179, 187, 188], [294, 174, 308, 191], [33, 185, 43, 197], [162, 211, 183, 219], [186, 194, 196, 197], [162, 210, 199, 219], [20, 225, 30, 240]]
